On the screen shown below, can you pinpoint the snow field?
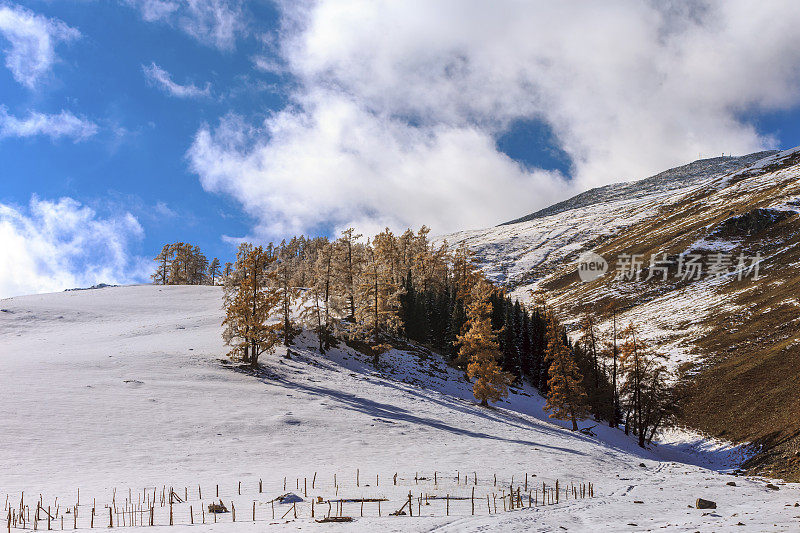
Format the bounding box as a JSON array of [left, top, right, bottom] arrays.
[[1, 285, 799, 531]]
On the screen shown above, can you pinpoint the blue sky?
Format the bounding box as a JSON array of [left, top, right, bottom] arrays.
[[2, 1, 800, 297]]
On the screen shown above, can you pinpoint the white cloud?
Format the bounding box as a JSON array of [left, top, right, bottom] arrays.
[[0, 196, 148, 298], [188, 0, 800, 238], [0, 4, 80, 88], [0, 106, 98, 141], [189, 96, 569, 237], [127, 0, 245, 51], [142, 62, 211, 98]]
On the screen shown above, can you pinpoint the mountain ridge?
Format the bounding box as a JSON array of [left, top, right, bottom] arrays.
[[502, 150, 778, 226]]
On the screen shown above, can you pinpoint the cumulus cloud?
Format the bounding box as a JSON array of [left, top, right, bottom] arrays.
[[0, 196, 148, 298], [0, 106, 98, 141], [188, 0, 800, 238], [189, 95, 568, 238], [0, 3, 80, 88], [127, 0, 245, 51], [142, 62, 211, 98]]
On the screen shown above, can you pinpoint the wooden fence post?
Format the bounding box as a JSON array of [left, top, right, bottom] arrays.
[[471, 487, 475, 515]]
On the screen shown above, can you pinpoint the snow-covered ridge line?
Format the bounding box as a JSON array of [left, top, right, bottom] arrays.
[[502, 150, 777, 226]]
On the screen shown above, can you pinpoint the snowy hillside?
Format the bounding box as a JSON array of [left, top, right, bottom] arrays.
[[1, 285, 799, 531], [443, 147, 800, 481]]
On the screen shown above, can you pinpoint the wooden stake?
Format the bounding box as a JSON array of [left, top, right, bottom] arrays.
[[312, 472, 316, 489], [252, 501, 255, 521], [189, 506, 193, 525], [445, 495, 449, 516], [231, 502, 235, 522], [471, 487, 475, 515]]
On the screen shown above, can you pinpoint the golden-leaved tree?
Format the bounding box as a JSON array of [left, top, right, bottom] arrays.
[[222, 244, 281, 367], [545, 315, 590, 430], [458, 278, 513, 406]]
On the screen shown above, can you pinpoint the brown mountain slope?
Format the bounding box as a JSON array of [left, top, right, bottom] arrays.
[[449, 148, 800, 479]]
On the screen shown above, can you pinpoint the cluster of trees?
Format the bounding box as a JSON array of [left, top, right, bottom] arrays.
[[153, 229, 677, 447], [571, 311, 678, 446], [151, 242, 228, 286]]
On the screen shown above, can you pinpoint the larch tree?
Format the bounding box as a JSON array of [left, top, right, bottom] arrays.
[[151, 244, 173, 285], [544, 315, 589, 430], [618, 321, 673, 447], [458, 278, 513, 406], [275, 241, 301, 346], [355, 231, 402, 343], [334, 228, 363, 322], [222, 244, 281, 367], [208, 258, 221, 285]]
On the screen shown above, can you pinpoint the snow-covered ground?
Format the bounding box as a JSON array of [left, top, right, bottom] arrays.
[[1, 285, 799, 531]]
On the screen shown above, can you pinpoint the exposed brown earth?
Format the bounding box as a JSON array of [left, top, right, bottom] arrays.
[[500, 151, 800, 480]]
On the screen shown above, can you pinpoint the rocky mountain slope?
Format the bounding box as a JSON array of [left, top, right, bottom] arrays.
[[445, 147, 800, 480]]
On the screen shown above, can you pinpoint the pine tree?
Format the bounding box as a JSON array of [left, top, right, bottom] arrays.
[[222, 244, 280, 366], [544, 315, 590, 430], [458, 279, 513, 406]]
